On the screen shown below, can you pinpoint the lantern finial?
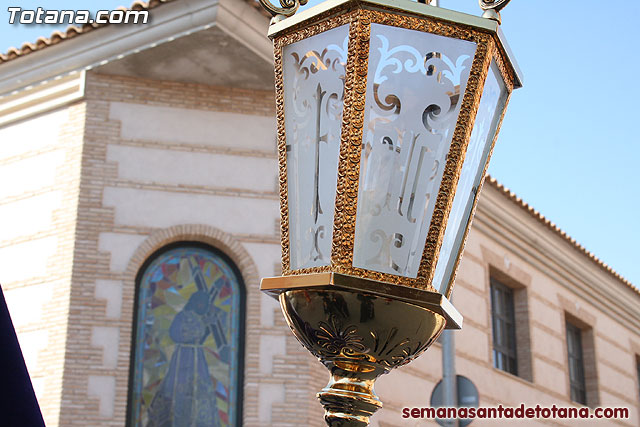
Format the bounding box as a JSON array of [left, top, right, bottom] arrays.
[[258, 0, 308, 22], [479, 0, 512, 24]]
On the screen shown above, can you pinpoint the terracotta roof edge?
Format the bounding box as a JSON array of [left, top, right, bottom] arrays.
[[485, 175, 638, 295], [0, 0, 174, 65]]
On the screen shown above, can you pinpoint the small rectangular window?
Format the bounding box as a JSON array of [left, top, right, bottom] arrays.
[[636, 356, 640, 401], [490, 279, 517, 375], [566, 321, 587, 405]]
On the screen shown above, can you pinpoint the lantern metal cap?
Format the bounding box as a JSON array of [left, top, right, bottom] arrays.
[[261, 272, 463, 329], [267, 0, 522, 88]]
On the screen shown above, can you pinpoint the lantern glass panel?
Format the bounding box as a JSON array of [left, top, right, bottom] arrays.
[[432, 60, 508, 294], [353, 23, 476, 278], [283, 25, 349, 270]]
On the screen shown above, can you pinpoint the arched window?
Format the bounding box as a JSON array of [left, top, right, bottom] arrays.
[[128, 243, 244, 427]]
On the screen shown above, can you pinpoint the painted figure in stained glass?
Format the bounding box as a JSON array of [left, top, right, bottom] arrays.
[[130, 247, 241, 427]]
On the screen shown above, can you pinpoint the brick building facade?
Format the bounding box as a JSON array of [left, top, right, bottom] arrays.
[[1, 0, 639, 426]]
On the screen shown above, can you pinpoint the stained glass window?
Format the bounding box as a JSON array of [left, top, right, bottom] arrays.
[[128, 244, 243, 427]]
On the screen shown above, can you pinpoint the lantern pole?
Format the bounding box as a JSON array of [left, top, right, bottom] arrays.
[[442, 328, 458, 426]]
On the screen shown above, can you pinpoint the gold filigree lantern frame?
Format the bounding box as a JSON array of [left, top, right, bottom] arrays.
[[259, 0, 521, 425]]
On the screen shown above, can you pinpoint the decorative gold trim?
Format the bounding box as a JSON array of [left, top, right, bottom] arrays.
[[267, 0, 522, 85], [331, 10, 370, 279], [491, 34, 516, 92], [272, 5, 518, 294], [420, 32, 492, 293], [328, 10, 501, 291], [273, 11, 360, 276], [442, 40, 515, 298], [261, 272, 463, 329], [273, 30, 290, 276]]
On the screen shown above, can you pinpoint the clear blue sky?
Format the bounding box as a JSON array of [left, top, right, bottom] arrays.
[[2, 1, 639, 286]]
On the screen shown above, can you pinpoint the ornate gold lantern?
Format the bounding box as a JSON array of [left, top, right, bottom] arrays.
[[258, 0, 522, 425]]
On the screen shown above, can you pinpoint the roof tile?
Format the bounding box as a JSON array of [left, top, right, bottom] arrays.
[[486, 176, 637, 294], [0, 0, 174, 64]]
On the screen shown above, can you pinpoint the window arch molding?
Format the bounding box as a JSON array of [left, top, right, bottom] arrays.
[[121, 225, 258, 427], [122, 225, 259, 286]]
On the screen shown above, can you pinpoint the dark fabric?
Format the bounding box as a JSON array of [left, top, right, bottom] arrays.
[[0, 285, 46, 426]]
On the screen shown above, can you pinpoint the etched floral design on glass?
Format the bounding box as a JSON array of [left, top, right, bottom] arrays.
[[432, 60, 507, 294], [283, 24, 349, 270], [353, 23, 477, 278]]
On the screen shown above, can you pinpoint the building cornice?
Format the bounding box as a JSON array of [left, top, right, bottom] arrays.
[[485, 176, 636, 293], [0, 0, 271, 126], [0, 0, 271, 97], [0, 71, 85, 127], [0, 0, 175, 64], [475, 181, 640, 334]]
